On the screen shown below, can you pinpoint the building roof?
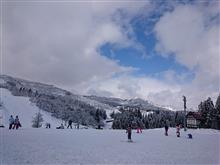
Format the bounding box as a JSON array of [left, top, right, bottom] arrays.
[[186, 112, 203, 120]]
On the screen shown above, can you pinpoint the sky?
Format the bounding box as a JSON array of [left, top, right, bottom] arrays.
[[0, 0, 219, 110]]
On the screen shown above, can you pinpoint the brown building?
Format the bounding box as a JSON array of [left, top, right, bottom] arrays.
[[186, 112, 203, 128]]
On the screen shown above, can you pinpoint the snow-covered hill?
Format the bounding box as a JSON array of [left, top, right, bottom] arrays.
[[0, 88, 61, 128], [0, 75, 115, 127], [0, 74, 177, 128], [1, 128, 219, 164], [85, 95, 170, 111]]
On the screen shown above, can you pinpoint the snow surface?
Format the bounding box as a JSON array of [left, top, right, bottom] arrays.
[[0, 88, 61, 128], [0, 128, 219, 164], [0, 87, 220, 164]]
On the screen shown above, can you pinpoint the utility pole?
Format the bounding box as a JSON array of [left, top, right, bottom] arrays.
[[183, 96, 187, 131]]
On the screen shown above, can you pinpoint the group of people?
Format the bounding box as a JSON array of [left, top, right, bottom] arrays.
[[66, 119, 79, 129], [9, 115, 21, 130], [126, 120, 184, 142], [164, 119, 182, 137], [56, 119, 80, 129]]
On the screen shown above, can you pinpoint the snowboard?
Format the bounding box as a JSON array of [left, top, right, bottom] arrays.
[[120, 139, 135, 143]]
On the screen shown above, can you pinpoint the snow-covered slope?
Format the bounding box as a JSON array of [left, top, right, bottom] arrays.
[[0, 75, 118, 118], [0, 74, 180, 129], [86, 95, 170, 111], [1, 128, 219, 164], [0, 88, 61, 128]]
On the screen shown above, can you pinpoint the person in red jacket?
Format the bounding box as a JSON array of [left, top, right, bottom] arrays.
[[176, 124, 181, 137], [13, 116, 21, 129]]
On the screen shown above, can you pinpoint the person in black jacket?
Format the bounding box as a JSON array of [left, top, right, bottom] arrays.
[[164, 119, 170, 136], [67, 119, 73, 129], [126, 124, 132, 142]]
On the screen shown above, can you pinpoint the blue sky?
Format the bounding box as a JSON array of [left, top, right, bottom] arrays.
[[99, 9, 194, 84]]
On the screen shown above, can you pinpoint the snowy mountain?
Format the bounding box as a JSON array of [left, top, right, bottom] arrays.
[[0, 75, 175, 128], [85, 95, 170, 111]]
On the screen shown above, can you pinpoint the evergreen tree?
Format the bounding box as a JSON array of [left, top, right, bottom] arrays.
[[32, 112, 44, 128], [199, 97, 215, 128], [215, 94, 220, 112]]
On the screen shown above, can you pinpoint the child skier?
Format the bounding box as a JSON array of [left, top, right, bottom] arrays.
[[176, 124, 181, 137], [126, 124, 132, 142], [13, 116, 21, 129], [136, 122, 142, 133]]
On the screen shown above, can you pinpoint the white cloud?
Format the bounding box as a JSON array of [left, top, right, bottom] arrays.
[[74, 75, 180, 102], [2, 1, 149, 86], [153, 3, 220, 108], [2, 1, 219, 110]]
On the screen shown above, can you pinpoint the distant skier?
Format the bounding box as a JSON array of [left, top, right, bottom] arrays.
[[136, 122, 142, 133], [176, 124, 181, 137], [126, 124, 132, 142], [9, 115, 14, 130], [13, 116, 21, 130], [164, 119, 170, 136], [56, 123, 64, 129], [45, 123, 51, 128], [188, 133, 193, 139], [67, 119, 73, 129]]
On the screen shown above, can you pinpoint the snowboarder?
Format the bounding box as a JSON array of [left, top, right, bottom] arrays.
[[9, 115, 14, 130], [126, 124, 132, 142], [56, 123, 64, 129], [164, 119, 170, 136], [13, 116, 21, 129], [67, 119, 73, 129], [176, 124, 181, 137]]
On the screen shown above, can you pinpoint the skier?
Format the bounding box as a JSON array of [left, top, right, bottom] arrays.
[[9, 115, 14, 130], [126, 124, 132, 142], [136, 122, 142, 133], [46, 123, 51, 128], [13, 116, 21, 129], [67, 119, 73, 129], [176, 124, 181, 137], [164, 119, 170, 136]]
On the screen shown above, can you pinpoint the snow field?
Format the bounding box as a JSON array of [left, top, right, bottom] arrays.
[[0, 88, 219, 164], [1, 128, 219, 164]]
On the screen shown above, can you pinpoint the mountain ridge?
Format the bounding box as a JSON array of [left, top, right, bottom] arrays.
[[0, 75, 176, 127]]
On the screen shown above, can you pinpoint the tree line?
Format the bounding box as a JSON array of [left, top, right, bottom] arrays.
[[111, 107, 185, 129]]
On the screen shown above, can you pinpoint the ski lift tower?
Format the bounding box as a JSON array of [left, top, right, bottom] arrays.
[[0, 108, 4, 128], [183, 95, 187, 131]]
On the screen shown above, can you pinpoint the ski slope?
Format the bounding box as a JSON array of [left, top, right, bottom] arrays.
[[0, 88, 61, 128], [0, 128, 219, 164], [0, 88, 220, 164]]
